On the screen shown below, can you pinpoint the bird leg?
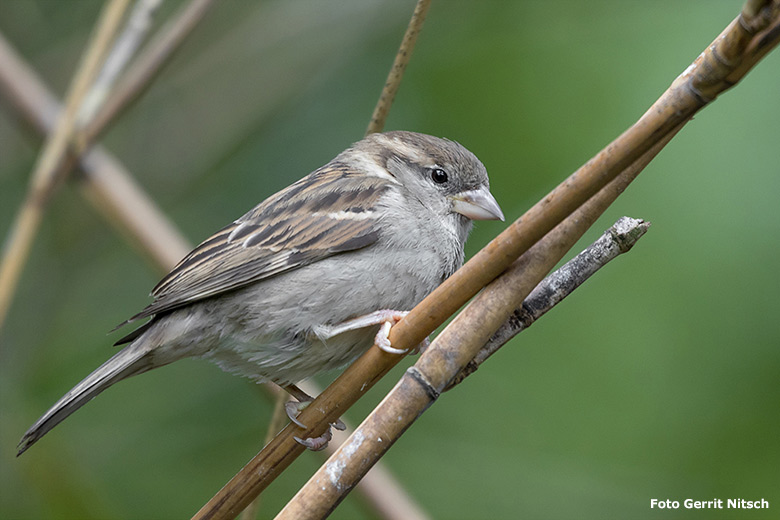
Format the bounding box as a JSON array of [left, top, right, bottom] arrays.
[[314, 309, 419, 354], [281, 383, 345, 451]]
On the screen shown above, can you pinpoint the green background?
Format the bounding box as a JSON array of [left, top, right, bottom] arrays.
[[1, 1, 778, 519]]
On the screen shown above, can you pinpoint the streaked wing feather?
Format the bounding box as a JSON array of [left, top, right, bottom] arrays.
[[123, 165, 389, 324]]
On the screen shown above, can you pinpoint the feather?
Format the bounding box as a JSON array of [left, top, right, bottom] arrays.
[[117, 165, 392, 327]]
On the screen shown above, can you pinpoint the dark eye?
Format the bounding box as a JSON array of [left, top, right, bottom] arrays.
[[430, 167, 448, 184]]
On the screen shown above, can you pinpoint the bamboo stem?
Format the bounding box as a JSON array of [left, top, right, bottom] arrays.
[[0, 0, 215, 290], [0, 33, 191, 273], [297, 382, 431, 520], [77, 0, 164, 128], [76, 0, 218, 151], [444, 122, 680, 389], [277, 215, 652, 519], [0, 0, 131, 330], [239, 393, 288, 520], [275, 119, 686, 519]]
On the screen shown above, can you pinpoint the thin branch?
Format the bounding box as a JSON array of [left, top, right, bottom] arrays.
[[297, 382, 431, 520], [239, 392, 288, 520], [446, 216, 650, 390], [277, 215, 652, 519], [0, 0, 215, 291], [0, 33, 191, 273], [365, 0, 432, 135], [76, 0, 164, 127], [0, 0, 131, 330], [193, 3, 780, 518], [76, 0, 218, 151]]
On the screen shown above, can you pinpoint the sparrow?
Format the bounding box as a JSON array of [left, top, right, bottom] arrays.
[[18, 130, 504, 454]]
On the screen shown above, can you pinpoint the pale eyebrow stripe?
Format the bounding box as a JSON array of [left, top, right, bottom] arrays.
[[350, 154, 400, 183]]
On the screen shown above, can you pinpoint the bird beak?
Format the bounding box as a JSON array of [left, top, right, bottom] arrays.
[[450, 188, 505, 221]]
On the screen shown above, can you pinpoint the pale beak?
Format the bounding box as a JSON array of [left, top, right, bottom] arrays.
[[450, 188, 505, 221]]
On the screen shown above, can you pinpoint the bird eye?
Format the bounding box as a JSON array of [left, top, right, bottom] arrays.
[[430, 167, 448, 184]]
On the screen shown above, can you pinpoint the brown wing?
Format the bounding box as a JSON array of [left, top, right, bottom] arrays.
[[119, 163, 392, 327]]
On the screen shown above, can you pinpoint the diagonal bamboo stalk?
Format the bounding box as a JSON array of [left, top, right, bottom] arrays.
[[365, 0, 432, 135], [0, 0, 217, 329], [75, 0, 218, 152], [444, 216, 650, 390], [77, 0, 165, 128], [0, 0, 131, 330], [0, 0, 218, 270], [193, 3, 780, 518], [0, 32, 191, 272], [296, 381, 430, 520], [277, 214, 652, 518], [239, 392, 289, 520]]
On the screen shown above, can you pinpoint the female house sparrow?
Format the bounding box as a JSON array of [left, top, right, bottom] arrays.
[[18, 131, 503, 454]]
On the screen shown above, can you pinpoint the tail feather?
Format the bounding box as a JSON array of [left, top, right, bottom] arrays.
[[17, 343, 154, 456]]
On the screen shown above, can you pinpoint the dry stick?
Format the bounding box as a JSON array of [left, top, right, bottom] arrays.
[[239, 393, 288, 520], [365, 0, 432, 135], [0, 33, 191, 272], [251, 383, 432, 520], [0, 34, 428, 520], [0, 0, 213, 276], [193, 4, 780, 519], [77, 0, 164, 127], [443, 128, 676, 391], [297, 382, 431, 520], [445, 217, 649, 391], [0, 0, 131, 329], [280, 4, 780, 513], [76, 0, 218, 151], [274, 121, 677, 518]]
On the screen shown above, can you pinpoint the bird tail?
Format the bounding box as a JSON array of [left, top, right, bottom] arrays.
[[17, 341, 155, 456]]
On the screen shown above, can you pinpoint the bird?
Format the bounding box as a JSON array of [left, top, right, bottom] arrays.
[[17, 130, 504, 455]]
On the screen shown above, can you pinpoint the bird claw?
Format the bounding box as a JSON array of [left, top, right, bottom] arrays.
[[375, 321, 409, 354], [285, 394, 345, 450], [372, 311, 411, 354], [410, 336, 431, 355], [285, 401, 309, 429], [294, 429, 332, 452], [372, 311, 430, 355]]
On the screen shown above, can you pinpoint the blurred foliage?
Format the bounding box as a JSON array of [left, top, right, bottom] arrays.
[[1, 1, 779, 519]]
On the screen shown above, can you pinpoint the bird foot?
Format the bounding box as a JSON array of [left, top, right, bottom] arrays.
[[315, 309, 421, 354], [372, 310, 411, 354], [369, 310, 430, 355], [283, 387, 345, 451]]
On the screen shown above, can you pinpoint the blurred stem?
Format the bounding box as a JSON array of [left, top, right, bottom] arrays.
[[0, 0, 131, 330], [77, 0, 164, 128], [240, 392, 288, 520], [365, 0, 432, 135], [75, 0, 218, 152], [0, 33, 192, 274], [0, 0, 216, 329]]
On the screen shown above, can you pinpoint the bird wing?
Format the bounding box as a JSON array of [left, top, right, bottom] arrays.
[[121, 164, 392, 326]]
